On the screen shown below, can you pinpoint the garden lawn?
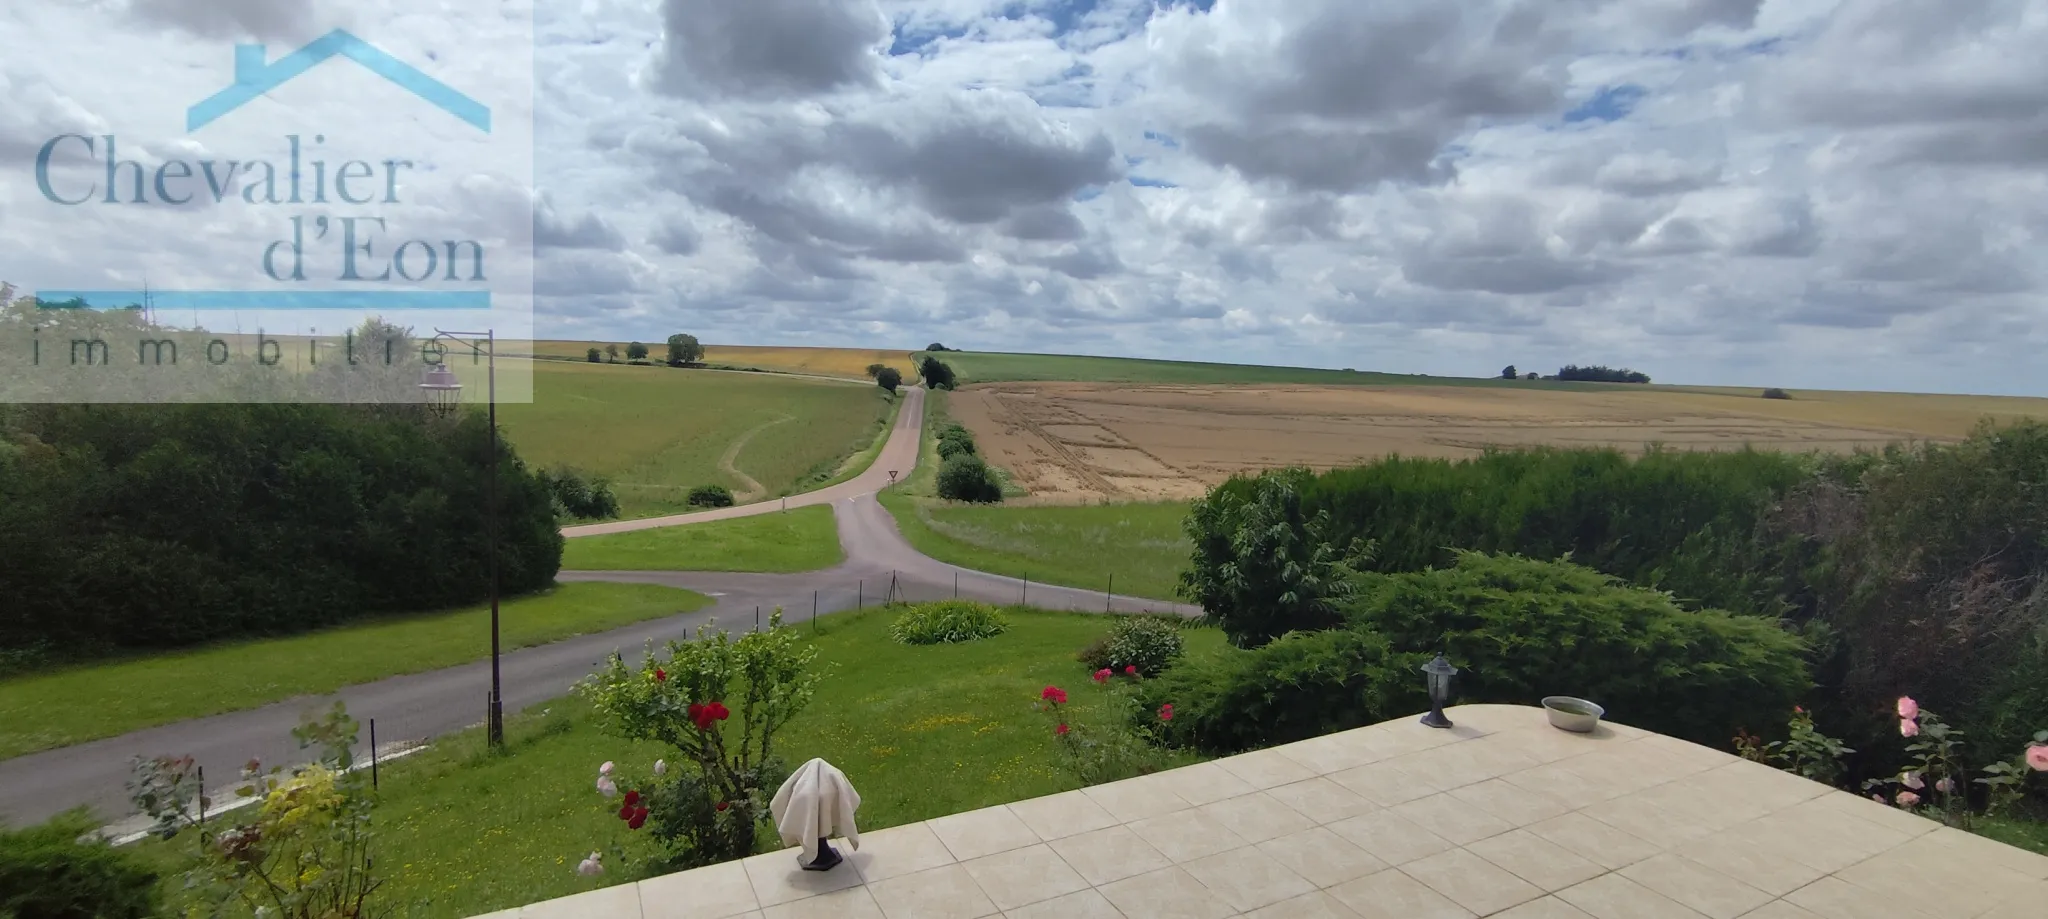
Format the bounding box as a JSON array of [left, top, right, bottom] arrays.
[[562, 505, 843, 572], [144, 608, 1226, 918], [0, 583, 708, 760]]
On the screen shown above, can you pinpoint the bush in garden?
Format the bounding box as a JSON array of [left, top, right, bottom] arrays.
[[1101, 615, 1185, 677], [936, 453, 1002, 503], [1133, 627, 1430, 753], [889, 600, 1009, 645], [540, 466, 620, 520], [687, 484, 736, 508], [1179, 469, 1370, 648], [0, 809, 160, 919], [129, 702, 378, 919], [576, 610, 823, 869], [1036, 679, 1177, 785], [1074, 634, 1112, 671], [1346, 551, 1810, 747]]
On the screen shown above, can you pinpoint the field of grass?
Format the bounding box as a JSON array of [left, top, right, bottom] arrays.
[[0, 583, 708, 760], [920, 349, 1612, 390], [529, 342, 918, 381], [562, 505, 842, 572], [140, 608, 1227, 918], [493, 361, 893, 517]]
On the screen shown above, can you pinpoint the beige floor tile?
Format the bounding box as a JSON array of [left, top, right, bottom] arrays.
[[868, 863, 999, 919], [1240, 890, 1363, 919], [1265, 777, 1378, 824], [1566, 750, 1679, 798], [1391, 791, 1516, 845], [1627, 734, 1735, 774], [1579, 794, 1710, 849], [1465, 828, 1605, 892], [1448, 778, 1571, 829], [1506, 726, 1627, 764], [1187, 844, 1317, 912], [1151, 761, 1259, 806], [1491, 896, 1598, 919], [1047, 824, 1171, 887], [1617, 853, 1773, 919], [999, 888, 1123, 919], [1979, 880, 2048, 919], [1671, 824, 1829, 898], [1918, 824, 2048, 879], [1097, 866, 1236, 919], [1436, 704, 1539, 735], [1216, 747, 1320, 789], [928, 807, 1041, 862], [1401, 847, 1543, 916], [1691, 760, 1831, 813], [851, 823, 959, 885], [1524, 812, 1661, 871], [1256, 826, 1389, 888], [960, 844, 1089, 912], [1330, 760, 1445, 807], [521, 883, 644, 919], [1081, 774, 1191, 823], [639, 859, 760, 919], [759, 886, 885, 919], [1753, 802, 1913, 874], [1832, 833, 2039, 918], [1393, 741, 1532, 791], [743, 848, 865, 909], [1327, 808, 1456, 866], [1275, 733, 1382, 775], [1004, 790, 1118, 842], [1199, 790, 1317, 843], [1732, 903, 1823, 919], [1326, 866, 1475, 919], [1127, 805, 1250, 863], [1554, 874, 1708, 919], [1631, 780, 1765, 834], [1782, 876, 1940, 919], [1499, 760, 1621, 810]]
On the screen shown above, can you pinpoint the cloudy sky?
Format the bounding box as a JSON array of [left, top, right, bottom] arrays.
[[7, 1, 2047, 395]]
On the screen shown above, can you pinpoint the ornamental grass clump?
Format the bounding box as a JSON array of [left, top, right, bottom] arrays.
[[576, 610, 824, 870], [889, 600, 1009, 645]]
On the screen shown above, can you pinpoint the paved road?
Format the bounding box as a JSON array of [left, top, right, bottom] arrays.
[[0, 386, 1192, 827]]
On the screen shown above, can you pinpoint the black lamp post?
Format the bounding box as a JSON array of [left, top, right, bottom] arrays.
[[1420, 653, 1458, 729], [419, 330, 504, 749]]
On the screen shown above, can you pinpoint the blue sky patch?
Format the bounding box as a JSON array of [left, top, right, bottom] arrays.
[[1128, 176, 1177, 189], [1564, 84, 1647, 123]]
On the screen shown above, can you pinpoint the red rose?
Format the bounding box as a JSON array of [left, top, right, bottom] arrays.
[[1055, 723, 1069, 736], [709, 702, 730, 721], [1040, 686, 1067, 704], [1158, 703, 1175, 722], [618, 804, 633, 821], [1124, 665, 1137, 675], [1092, 668, 1110, 684], [715, 801, 730, 812], [628, 807, 647, 830], [623, 791, 641, 808], [654, 668, 667, 682]]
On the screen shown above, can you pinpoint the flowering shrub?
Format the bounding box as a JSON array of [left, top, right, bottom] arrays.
[[576, 610, 823, 869], [1866, 697, 1969, 824], [1976, 729, 2048, 816], [129, 702, 378, 919], [889, 600, 1009, 645], [1763, 707, 1855, 786], [1035, 676, 1176, 786], [1100, 615, 1185, 677]]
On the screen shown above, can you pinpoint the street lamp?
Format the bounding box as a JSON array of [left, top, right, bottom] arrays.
[[1420, 654, 1459, 729], [418, 330, 505, 749]]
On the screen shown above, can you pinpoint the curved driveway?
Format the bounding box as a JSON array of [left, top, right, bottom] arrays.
[[0, 386, 1191, 827]]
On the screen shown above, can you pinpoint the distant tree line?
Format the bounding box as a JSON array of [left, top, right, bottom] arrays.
[[1499, 364, 1650, 383]]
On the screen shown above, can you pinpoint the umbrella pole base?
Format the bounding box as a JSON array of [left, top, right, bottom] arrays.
[[801, 839, 843, 872]]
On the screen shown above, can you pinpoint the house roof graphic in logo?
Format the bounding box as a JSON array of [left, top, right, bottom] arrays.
[[188, 29, 490, 133]]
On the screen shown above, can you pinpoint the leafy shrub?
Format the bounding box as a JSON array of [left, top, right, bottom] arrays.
[[890, 600, 1009, 645], [540, 466, 620, 520], [586, 347, 602, 363], [920, 356, 957, 390], [1102, 615, 1186, 676], [1180, 469, 1369, 648], [937, 454, 1002, 503], [0, 809, 160, 919], [1038, 682, 1174, 784], [1133, 627, 1429, 753], [1347, 551, 1810, 747], [1075, 635, 1112, 671], [936, 423, 977, 460], [687, 484, 736, 508], [1762, 387, 1792, 399]]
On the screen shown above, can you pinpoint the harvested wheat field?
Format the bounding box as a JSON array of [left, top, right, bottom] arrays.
[[950, 382, 2048, 503]]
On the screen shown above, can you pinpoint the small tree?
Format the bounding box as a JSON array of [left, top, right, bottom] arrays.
[[605, 343, 621, 363], [666, 333, 704, 367], [627, 341, 649, 362], [875, 367, 902, 393], [586, 347, 602, 363], [1179, 470, 1371, 649], [937, 454, 1002, 502], [925, 343, 949, 352], [1501, 365, 1517, 380], [920, 356, 957, 390], [864, 363, 888, 379], [1524, 372, 1538, 380]]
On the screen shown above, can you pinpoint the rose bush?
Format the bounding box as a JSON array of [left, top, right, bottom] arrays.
[[1036, 674, 1177, 786]]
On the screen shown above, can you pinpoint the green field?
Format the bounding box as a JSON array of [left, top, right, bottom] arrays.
[[562, 505, 843, 572], [920, 349, 1607, 389], [139, 607, 1224, 918], [0, 583, 708, 760], [495, 361, 894, 518]]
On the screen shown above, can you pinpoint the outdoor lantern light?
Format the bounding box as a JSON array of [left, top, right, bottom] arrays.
[[1420, 653, 1459, 729], [419, 364, 463, 418]]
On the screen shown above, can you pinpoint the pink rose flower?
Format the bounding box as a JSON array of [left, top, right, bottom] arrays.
[[1935, 777, 1954, 794], [2026, 744, 2048, 773], [1900, 718, 1919, 738], [1896, 696, 1918, 720]]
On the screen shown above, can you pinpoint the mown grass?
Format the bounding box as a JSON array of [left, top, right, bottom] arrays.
[[0, 583, 708, 760], [494, 361, 891, 518], [562, 505, 843, 572], [142, 608, 1227, 918]]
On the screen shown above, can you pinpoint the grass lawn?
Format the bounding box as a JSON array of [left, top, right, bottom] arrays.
[[1975, 813, 2048, 857], [920, 349, 1613, 390], [492, 361, 892, 517], [141, 607, 1227, 918], [562, 505, 843, 572], [0, 583, 708, 760]]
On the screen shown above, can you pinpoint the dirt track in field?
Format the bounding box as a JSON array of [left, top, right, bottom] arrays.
[[947, 382, 2044, 504]]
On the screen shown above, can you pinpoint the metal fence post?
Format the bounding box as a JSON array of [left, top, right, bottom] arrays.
[[813, 590, 819, 632], [1107, 574, 1113, 613], [1022, 573, 1028, 605], [755, 605, 761, 632], [370, 718, 379, 789], [858, 580, 863, 609], [954, 571, 958, 598]]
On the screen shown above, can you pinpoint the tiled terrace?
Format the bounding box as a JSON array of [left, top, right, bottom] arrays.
[[476, 704, 2048, 919]]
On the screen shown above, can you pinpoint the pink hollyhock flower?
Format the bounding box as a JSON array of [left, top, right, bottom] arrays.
[[1900, 718, 1920, 738], [2027, 744, 2048, 772], [1895, 791, 1920, 808], [576, 852, 603, 877], [1935, 777, 1954, 794], [653, 759, 667, 777], [1896, 696, 1919, 720], [1093, 669, 1111, 684], [1900, 771, 1924, 791], [599, 761, 614, 776], [596, 777, 618, 798]]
